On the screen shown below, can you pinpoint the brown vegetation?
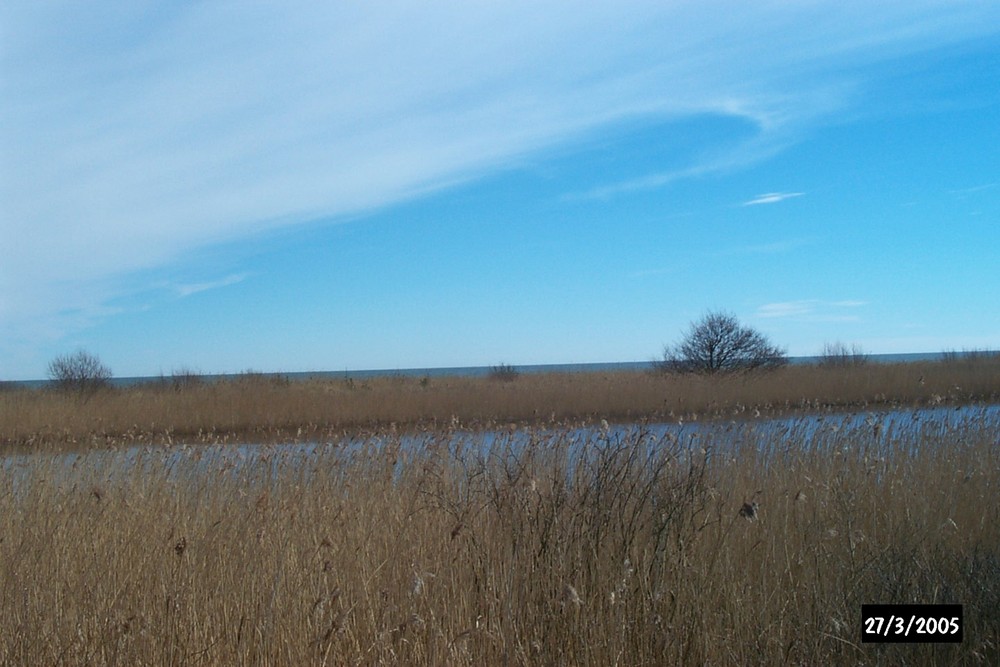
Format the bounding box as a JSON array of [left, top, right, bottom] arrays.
[[1, 411, 997, 664], [2, 358, 1000, 448]]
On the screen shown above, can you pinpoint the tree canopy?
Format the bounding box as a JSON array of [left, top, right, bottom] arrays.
[[661, 311, 787, 374], [47, 349, 113, 393]]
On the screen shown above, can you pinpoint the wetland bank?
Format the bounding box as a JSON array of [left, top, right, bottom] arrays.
[[1, 360, 999, 665], [3, 356, 1000, 448]]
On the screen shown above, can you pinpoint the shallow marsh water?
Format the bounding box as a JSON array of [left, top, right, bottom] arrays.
[[4, 403, 997, 492]]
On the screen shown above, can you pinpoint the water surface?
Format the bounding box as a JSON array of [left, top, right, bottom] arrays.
[[4, 404, 997, 493]]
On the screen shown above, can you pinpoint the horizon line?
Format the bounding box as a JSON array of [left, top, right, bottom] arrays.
[[8, 351, 995, 386]]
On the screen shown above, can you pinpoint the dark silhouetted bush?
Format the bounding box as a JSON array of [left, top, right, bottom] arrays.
[[660, 311, 786, 374]]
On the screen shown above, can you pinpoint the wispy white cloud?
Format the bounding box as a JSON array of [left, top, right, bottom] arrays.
[[756, 299, 867, 321], [717, 238, 815, 257], [757, 301, 818, 318], [628, 265, 687, 279], [2, 1, 999, 370], [947, 182, 999, 196], [564, 102, 815, 202], [633, 237, 811, 278], [742, 192, 805, 206], [174, 273, 250, 298]]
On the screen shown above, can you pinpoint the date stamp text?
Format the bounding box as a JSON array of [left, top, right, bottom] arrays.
[[861, 604, 963, 643]]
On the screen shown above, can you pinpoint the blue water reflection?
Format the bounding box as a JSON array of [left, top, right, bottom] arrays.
[[4, 404, 998, 492]]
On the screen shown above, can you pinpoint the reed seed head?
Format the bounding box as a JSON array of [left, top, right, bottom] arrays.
[[562, 583, 583, 607]]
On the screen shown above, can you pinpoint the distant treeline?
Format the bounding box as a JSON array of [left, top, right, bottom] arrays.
[[6, 350, 998, 390]]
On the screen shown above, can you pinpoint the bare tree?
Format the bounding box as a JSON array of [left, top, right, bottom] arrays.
[[660, 311, 787, 374], [818, 341, 868, 367], [47, 349, 113, 393]]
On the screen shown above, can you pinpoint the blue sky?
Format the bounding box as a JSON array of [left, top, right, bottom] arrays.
[[2, 2, 999, 380]]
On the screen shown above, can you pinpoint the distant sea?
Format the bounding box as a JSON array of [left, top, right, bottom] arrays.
[[7, 352, 954, 389]]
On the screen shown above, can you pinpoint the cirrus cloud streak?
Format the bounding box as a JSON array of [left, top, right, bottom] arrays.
[[2, 1, 999, 369]]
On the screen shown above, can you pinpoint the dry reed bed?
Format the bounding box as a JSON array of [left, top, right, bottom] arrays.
[[1, 410, 998, 665], [3, 359, 1000, 448]]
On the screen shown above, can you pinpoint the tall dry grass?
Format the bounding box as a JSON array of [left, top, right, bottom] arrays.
[[3, 358, 1000, 448], [1, 410, 997, 665]]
